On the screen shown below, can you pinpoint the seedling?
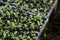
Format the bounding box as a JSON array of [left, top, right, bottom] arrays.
[[0, 0, 54, 40]]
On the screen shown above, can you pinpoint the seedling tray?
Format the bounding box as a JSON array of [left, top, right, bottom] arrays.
[[0, 0, 58, 40]]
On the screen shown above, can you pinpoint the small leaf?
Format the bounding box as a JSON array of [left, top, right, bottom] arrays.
[[34, 13, 40, 20], [6, 11, 10, 17], [30, 23, 35, 29], [24, 24, 28, 28], [44, 13, 46, 17], [3, 30, 9, 38], [32, 8, 37, 12], [43, 0, 47, 3], [14, 12, 18, 17], [2, 12, 5, 17], [11, 22, 16, 28], [23, 4, 29, 10], [15, 37, 19, 40], [14, 31, 17, 34], [37, 21, 40, 26], [18, 23, 22, 28], [49, 0, 53, 5], [0, 19, 2, 24], [40, 20, 43, 26], [22, 17, 26, 22], [7, 20, 10, 24]]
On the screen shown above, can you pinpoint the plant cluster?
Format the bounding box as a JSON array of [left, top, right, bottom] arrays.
[[0, 0, 53, 40]]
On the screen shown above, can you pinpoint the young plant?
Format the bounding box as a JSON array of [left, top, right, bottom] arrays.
[[0, 18, 2, 24], [11, 22, 16, 28], [0, 0, 54, 40], [3, 30, 9, 38], [34, 13, 40, 20]]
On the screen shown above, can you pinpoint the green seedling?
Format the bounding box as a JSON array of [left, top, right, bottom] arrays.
[[49, 0, 53, 5], [3, 30, 9, 38], [24, 24, 28, 28], [17, 23, 23, 28], [23, 4, 29, 10], [0, 19, 2, 24], [0, 0, 54, 40], [32, 8, 37, 12], [34, 13, 40, 20], [14, 12, 18, 17], [43, 0, 47, 3], [6, 11, 10, 17], [11, 22, 16, 28], [30, 23, 35, 29]]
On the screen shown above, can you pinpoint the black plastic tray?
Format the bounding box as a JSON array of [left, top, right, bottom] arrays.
[[0, 0, 58, 40], [36, 0, 58, 40]]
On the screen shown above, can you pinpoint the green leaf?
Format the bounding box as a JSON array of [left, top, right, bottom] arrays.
[[30, 23, 35, 29], [44, 7, 47, 12], [23, 35, 27, 39], [14, 19, 16, 23], [24, 24, 28, 28], [6, 11, 10, 17], [37, 21, 40, 26], [2, 6, 6, 12], [32, 8, 37, 12], [2, 12, 5, 17], [19, 35, 22, 38], [11, 22, 16, 28], [23, 4, 29, 10], [15, 0, 22, 6], [18, 23, 22, 28], [14, 12, 18, 17], [43, 0, 47, 3], [15, 37, 19, 40], [49, 0, 53, 5], [22, 17, 27, 22], [10, 0, 14, 2], [5, 30, 9, 33], [7, 20, 10, 24], [0, 19, 2, 24], [32, 33, 36, 37], [3, 30, 9, 38], [34, 13, 40, 20], [31, 31, 37, 37], [40, 20, 43, 26], [0, 38, 2, 40], [14, 31, 17, 35]]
